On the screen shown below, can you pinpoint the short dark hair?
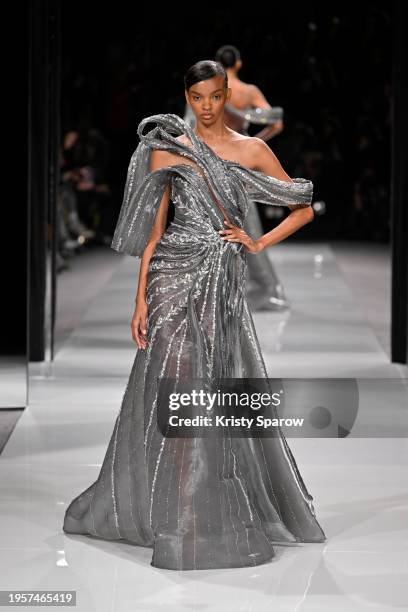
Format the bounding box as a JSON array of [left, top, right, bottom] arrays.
[[184, 60, 228, 91], [215, 45, 241, 68]]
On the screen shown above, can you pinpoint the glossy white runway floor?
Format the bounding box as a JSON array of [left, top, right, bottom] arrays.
[[1, 243, 407, 611]]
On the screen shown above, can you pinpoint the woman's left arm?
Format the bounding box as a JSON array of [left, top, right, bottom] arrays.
[[220, 139, 314, 253]]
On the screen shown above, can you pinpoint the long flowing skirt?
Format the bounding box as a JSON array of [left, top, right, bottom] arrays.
[[63, 238, 326, 570]]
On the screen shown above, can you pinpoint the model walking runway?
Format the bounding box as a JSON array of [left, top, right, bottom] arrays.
[[63, 109, 325, 570]]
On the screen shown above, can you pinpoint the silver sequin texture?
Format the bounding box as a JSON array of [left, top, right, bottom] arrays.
[[63, 113, 326, 570]]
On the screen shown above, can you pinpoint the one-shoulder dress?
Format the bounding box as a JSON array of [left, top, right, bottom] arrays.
[[63, 113, 326, 570]]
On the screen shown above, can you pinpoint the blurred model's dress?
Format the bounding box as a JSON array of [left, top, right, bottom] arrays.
[[184, 103, 289, 311], [63, 114, 326, 570]]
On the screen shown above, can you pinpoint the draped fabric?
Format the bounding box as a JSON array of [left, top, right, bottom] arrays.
[[224, 103, 283, 136], [63, 113, 326, 570], [224, 104, 283, 123]]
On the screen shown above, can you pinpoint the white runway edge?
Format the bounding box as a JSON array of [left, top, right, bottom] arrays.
[[1, 242, 407, 611]]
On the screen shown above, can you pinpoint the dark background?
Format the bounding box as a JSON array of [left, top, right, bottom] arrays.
[[60, 2, 392, 242]]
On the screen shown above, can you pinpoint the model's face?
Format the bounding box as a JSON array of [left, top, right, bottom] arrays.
[[185, 75, 231, 125]]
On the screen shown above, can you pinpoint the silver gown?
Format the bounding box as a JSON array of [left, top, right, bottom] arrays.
[[63, 113, 326, 570], [184, 103, 289, 310]]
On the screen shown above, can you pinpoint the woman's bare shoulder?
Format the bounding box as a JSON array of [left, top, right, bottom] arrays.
[[150, 148, 178, 171], [243, 137, 291, 179], [245, 136, 271, 151], [228, 134, 267, 169], [150, 141, 193, 171], [244, 136, 276, 161]]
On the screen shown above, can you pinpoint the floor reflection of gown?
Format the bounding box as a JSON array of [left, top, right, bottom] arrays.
[[63, 114, 326, 570]]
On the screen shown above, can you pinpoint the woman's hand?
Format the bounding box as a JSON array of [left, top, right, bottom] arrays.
[[131, 299, 149, 349], [218, 220, 264, 254]]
